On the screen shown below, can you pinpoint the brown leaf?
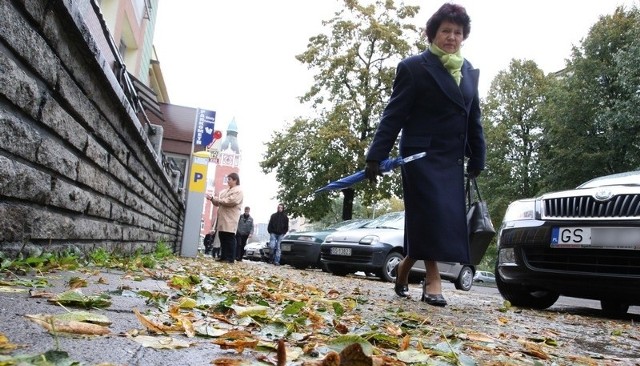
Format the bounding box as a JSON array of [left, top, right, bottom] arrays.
[[339, 343, 372, 366], [521, 341, 549, 360], [68, 277, 87, 289], [301, 351, 339, 366], [211, 338, 258, 353], [277, 339, 286, 366], [133, 308, 167, 334], [399, 335, 410, 351]]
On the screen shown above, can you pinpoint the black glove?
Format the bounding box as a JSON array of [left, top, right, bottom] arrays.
[[365, 160, 382, 183], [466, 168, 482, 179]]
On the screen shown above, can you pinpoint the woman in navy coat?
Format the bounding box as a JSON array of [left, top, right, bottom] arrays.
[[365, 3, 486, 307]]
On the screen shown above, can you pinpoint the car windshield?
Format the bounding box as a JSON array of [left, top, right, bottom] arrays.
[[363, 211, 404, 230], [578, 170, 640, 188], [325, 219, 371, 231]]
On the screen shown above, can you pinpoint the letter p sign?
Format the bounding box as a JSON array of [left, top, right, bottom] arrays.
[[188, 159, 208, 193]]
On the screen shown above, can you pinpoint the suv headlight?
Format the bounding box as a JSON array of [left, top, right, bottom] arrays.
[[324, 235, 333, 243], [502, 199, 536, 222]]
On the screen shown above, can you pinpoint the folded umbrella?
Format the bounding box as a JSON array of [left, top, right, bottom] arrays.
[[314, 152, 427, 193]]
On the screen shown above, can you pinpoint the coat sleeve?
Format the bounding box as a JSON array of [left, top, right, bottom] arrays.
[[366, 61, 415, 162], [465, 85, 486, 171]]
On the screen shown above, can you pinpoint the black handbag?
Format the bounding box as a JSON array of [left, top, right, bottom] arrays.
[[466, 177, 496, 265]]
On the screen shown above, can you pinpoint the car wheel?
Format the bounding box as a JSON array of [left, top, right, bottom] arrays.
[[495, 266, 559, 309], [600, 300, 630, 317], [326, 264, 352, 276], [454, 266, 474, 291], [381, 252, 404, 282]]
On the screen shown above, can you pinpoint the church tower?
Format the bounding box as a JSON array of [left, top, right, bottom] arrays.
[[201, 118, 241, 235]]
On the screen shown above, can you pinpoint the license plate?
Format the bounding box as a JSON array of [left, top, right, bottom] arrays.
[[281, 243, 291, 252], [330, 247, 352, 256], [246, 250, 254, 255], [551, 227, 640, 250]]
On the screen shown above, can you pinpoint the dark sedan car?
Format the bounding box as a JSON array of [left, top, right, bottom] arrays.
[[496, 170, 640, 316], [279, 219, 372, 270], [320, 211, 475, 290]]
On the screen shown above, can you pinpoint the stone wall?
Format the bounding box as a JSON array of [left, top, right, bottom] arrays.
[[0, 0, 185, 257]]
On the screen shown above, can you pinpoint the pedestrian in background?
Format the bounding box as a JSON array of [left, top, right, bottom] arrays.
[[365, 3, 486, 307], [235, 206, 254, 261], [267, 203, 289, 265], [208, 173, 244, 263], [203, 229, 214, 255]]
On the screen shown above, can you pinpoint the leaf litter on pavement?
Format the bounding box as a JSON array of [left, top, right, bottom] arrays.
[[1, 256, 639, 365]]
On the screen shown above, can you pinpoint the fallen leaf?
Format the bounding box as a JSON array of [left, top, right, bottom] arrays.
[[0, 332, 19, 353], [130, 335, 194, 349], [25, 314, 110, 335], [133, 308, 167, 334], [0, 286, 27, 293], [521, 341, 549, 359], [68, 276, 88, 289], [277, 339, 286, 366]]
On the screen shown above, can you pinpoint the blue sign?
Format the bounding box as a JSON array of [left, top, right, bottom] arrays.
[[193, 109, 216, 148]]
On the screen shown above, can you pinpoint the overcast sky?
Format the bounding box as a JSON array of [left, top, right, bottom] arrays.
[[153, 0, 637, 224]]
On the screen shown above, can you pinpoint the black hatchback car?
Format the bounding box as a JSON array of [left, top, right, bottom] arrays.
[[496, 170, 640, 316], [279, 219, 371, 270]]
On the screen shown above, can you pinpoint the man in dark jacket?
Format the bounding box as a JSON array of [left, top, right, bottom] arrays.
[[235, 206, 254, 261], [267, 203, 289, 265]]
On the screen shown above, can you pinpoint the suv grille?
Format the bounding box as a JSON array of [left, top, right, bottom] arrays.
[[543, 194, 640, 219], [524, 247, 640, 276]]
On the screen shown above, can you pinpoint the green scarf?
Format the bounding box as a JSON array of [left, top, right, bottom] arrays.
[[430, 44, 463, 85]]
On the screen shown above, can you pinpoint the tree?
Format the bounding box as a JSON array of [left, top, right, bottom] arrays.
[[260, 0, 423, 221], [539, 6, 640, 191], [479, 59, 551, 269], [482, 59, 550, 219]]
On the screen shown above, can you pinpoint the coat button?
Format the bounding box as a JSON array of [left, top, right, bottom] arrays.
[[459, 134, 465, 140], [457, 159, 463, 165]]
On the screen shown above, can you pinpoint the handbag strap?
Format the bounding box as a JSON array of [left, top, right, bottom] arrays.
[[466, 177, 483, 209]]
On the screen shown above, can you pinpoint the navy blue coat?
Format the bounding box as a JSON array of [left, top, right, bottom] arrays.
[[366, 50, 486, 263]]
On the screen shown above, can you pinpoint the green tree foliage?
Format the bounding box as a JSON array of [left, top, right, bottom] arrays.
[[480, 59, 550, 269], [482, 59, 550, 220], [260, 0, 423, 221], [539, 6, 640, 191]]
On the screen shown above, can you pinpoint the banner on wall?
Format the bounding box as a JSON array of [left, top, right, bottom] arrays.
[[193, 108, 216, 150]]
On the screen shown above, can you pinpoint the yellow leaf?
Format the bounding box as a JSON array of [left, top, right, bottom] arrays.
[[25, 314, 110, 335], [0, 286, 27, 293]]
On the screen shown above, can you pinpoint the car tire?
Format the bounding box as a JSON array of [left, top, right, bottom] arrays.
[[381, 252, 404, 282], [600, 300, 630, 317], [326, 264, 352, 276], [454, 266, 474, 291], [495, 266, 559, 309]]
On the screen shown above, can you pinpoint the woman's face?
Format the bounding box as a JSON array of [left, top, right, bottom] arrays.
[[433, 20, 464, 54]]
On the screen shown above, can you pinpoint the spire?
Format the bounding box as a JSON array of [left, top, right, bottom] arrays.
[[221, 117, 240, 153]]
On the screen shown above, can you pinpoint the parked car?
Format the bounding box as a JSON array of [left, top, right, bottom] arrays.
[[280, 219, 372, 270], [473, 270, 495, 284], [320, 211, 475, 290], [496, 170, 640, 316], [243, 241, 269, 262]]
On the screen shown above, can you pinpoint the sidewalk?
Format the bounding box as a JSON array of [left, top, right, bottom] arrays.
[[2, 257, 640, 365]]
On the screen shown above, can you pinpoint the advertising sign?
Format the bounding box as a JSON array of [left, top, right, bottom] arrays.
[[193, 109, 216, 149]]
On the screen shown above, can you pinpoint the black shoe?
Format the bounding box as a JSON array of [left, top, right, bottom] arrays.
[[392, 264, 410, 297], [394, 282, 410, 298], [420, 281, 447, 307], [421, 293, 447, 307]]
